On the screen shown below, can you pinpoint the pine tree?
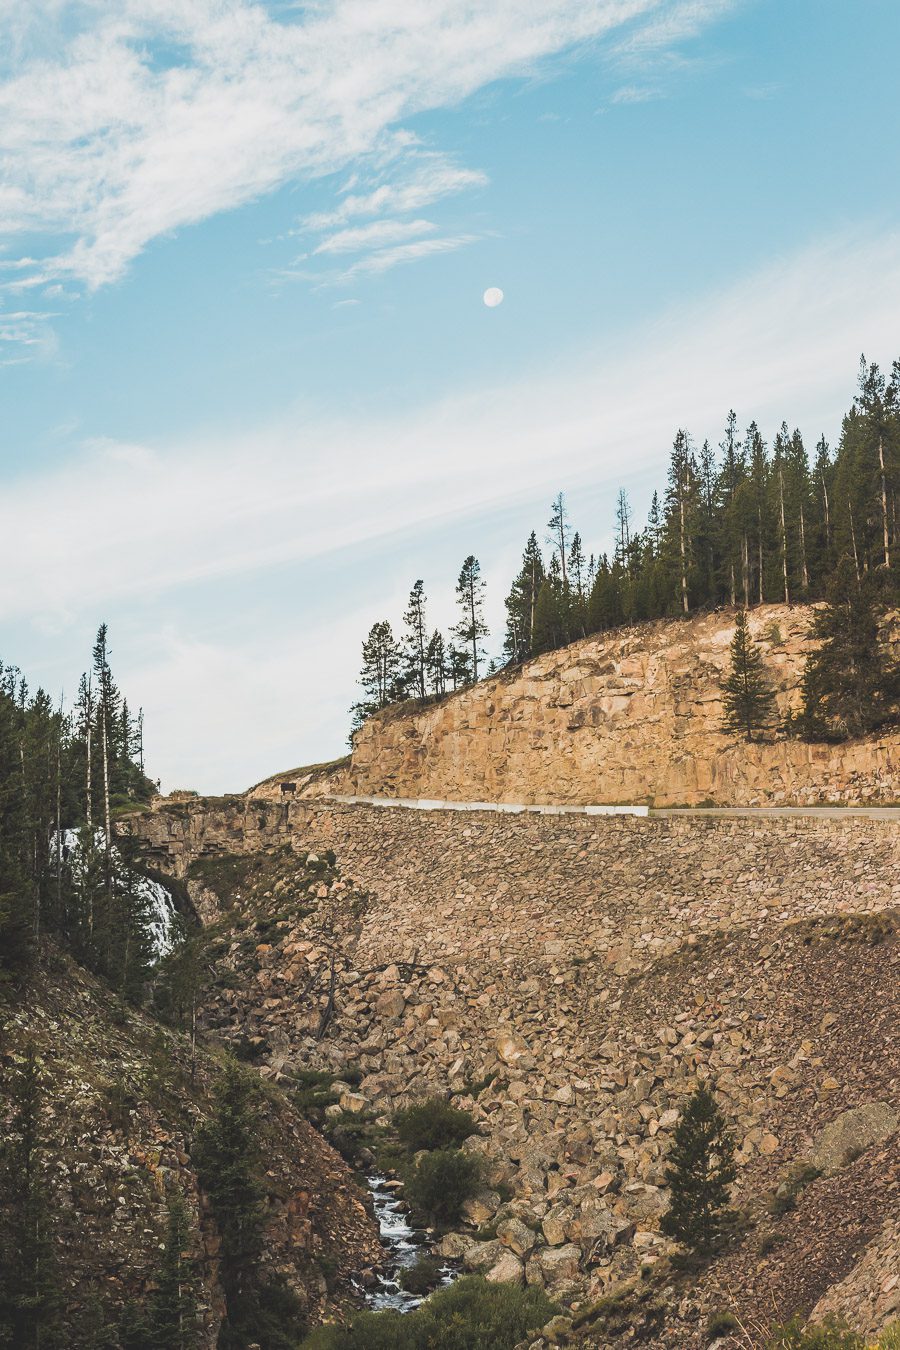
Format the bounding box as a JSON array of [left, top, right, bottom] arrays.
[[716, 409, 746, 606], [613, 491, 631, 571], [660, 1084, 737, 1256], [447, 643, 471, 690], [451, 556, 488, 682], [664, 430, 699, 613], [567, 531, 587, 638], [646, 492, 663, 558], [853, 355, 897, 570], [193, 1063, 266, 1348], [812, 434, 834, 576], [0, 1043, 63, 1348], [586, 554, 622, 634], [503, 533, 545, 663], [425, 630, 448, 695], [798, 559, 899, 740], [696, 438, 719, 602], [147, 1192, 198, 1350], [402, 581, 429, 700], [546, 493, 571, 588], [787, 427, 811, 594], [720, 611, 776, 741], [351, 621, 402, 732], [740, 421, 770, 603], [532, 555, 570, 654]]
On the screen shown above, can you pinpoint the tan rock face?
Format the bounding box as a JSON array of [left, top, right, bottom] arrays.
[[323, 604, 900, 807]]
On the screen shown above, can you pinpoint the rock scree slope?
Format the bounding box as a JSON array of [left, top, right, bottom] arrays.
[[125, 791, 900, 1346]]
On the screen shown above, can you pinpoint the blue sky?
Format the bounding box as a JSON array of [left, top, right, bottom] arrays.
[[3, 0, 900, 791]]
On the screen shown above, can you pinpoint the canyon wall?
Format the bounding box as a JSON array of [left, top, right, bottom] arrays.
[[126, 796, 900, 1343], [289, 604, 899, 808]]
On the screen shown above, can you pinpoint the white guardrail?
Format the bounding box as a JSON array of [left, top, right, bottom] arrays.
[[325, 794, 649, 817]]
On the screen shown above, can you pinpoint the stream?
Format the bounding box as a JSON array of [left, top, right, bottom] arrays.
[[362, 1174, 457, 1312]]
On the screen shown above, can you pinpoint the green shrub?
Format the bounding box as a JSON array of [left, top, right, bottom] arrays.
[[707, 1309, 739, 1338], [405, 1149, 481, 1226], [394, 1098, 476, 1152], [413, 1277, 556, 1349], [399, 1254, 443, 1295], [301, 1277, 555, 1350], [293, 1068, 339, 1115], [302, 1311, 415, 1350]]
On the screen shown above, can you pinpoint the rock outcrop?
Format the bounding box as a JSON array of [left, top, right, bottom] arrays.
[[0, 948, 380, 1344], [276, 604, 900, 808]]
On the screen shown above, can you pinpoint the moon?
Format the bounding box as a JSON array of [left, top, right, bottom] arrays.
[[483, 286, 504, 308]]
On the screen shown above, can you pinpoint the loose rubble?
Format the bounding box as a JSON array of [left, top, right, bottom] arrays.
[[127, 797, 900, 1345]]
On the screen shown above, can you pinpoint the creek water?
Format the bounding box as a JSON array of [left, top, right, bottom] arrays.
[[362, 1174, 457, 1313]]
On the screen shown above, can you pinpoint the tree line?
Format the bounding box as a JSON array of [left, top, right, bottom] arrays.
[[0, 628, 308, 1347], [0, 623, 158, 992], [353, 356, 900, 738]]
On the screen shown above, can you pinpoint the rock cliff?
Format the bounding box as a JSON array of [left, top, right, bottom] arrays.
[[283, 604, 900, 808]]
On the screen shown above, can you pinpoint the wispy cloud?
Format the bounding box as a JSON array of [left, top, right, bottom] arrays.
[[301, 158, 490, 234], [609, 83, 663, 104], [3, 228, 897, 628], [0, 307, 57, 361], [614, 0, 738, 57], [333, 234, 479, 281], [314, 217, 437, 256], [0, 0, 736, 309]]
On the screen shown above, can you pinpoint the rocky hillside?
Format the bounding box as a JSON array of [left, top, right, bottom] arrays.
[[265, 604, 900, 808], [0, 945, 380, 1345], [126, 796, 900, 1346]]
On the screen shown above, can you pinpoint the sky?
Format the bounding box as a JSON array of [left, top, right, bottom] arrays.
[[3, 0, 900, 793]]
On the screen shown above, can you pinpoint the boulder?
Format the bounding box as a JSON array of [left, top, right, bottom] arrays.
[[485, 1250, 525, 1284], [533, 1243, 582, 1291], [462, 1190, 501, 1225], [438, 1232, 472, 1260], [497, 1215, 538, 1257], [374, 990, 407, 1020], [810, 1102, 899, 1176], [338, 1091, 367, 1114], [542, 1204, 573, 1246], [462, 1239, 504, 1272], [496, 1034, 530, 1066]]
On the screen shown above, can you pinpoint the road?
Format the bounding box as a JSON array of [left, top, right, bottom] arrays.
[[324, 795, 900, 821]]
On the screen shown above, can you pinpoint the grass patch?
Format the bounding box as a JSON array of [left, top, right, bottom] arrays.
[[766, 1316, 866, 1348], [300, 1276, 556, 1350]]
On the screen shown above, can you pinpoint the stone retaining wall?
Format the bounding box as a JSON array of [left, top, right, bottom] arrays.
[[131, 798, 900, 970]]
